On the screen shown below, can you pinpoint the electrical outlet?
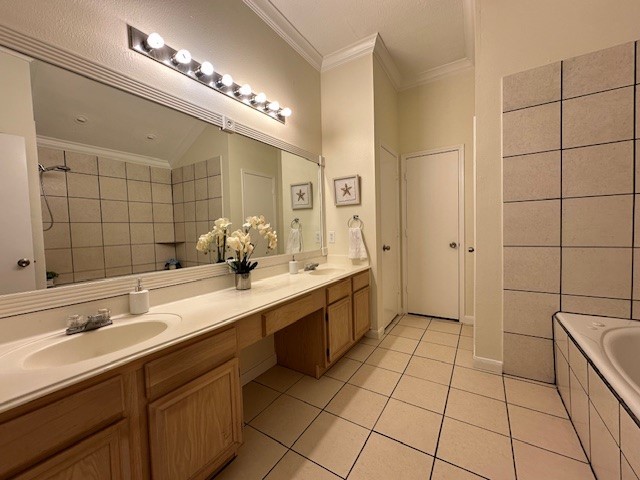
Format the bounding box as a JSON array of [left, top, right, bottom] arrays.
[[328, 231, 335, 244], [315, 231, 321, 243]]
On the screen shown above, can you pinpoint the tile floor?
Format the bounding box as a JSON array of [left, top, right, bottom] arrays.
[[215, 315, 596, 480]]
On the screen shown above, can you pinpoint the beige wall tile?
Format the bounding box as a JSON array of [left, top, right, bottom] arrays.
[[503, 151, 560, 202], [636, 199, 640, 246], [437, 417, 515, 480], [503, 200, 560, 246], [590, 403, 621, 479], [126, 163, 150, 181], [173, 203, 184, 223], [207, 157, 221, 176], [504, 290, 558, 338], [184, 222, 197, 244], [250, 394, 320, 447], [194, 178, 208, 201], [512, 440, 595, 480], [194, 161, 208, 180], [129, 202, 153, 223], [183, 181, 195, 202], [44, 248, 72, 273], [37, 146, 64, 168], [172, 183, 184, 203], [66, 172, 99, 198], [99, 177, 127, 201], [562, 295, 630, 318], [195, 200, 208, 221], [555, 346, 571, 412], [154, 244, 175, 263], [563, 195, 633, 247], [102, 223, 130, 246], [43, 222, 71, 249], [588, 365, 620, 444], [208, 175, 223, 197], [503, 62, 561, 112], [72, 247, 104, 271], [40, 196, 69, 224], [503, 333, 554, 383], [633, 301, 640, 320], [503, 102, 561, 157], [65, 152, 97, 175], [208, 198, 223, 219], [569, 369, 590, 458], [97, 157, 126, 178], [152, 203, 173, 223], [101, 200, 129, 223], [105, 266, 132, 278], [504, 377, 567, 418], [127, 180, 151, 202], [554, 318, 569, 360], [131, 244, 155, 266], [74, 269, 105, 282], [562, 247, 631, 299], [104, 245, 131, 268], [55, 273, 74, 285], [173, 222, 185, 243], [150, 167, 171, 184], [41, 170, 67, 197], [563, 86, 634, 148], [132, 263, 155, 274], [70, 222, 102, 247], [620, 406, 640, 476], [445, 388, 510, 435], [68, 198, 101, 223], [182, 164, 194, 182], [503, 247, 560, 293], [152, 182, 173, 203], [569, 339, 589, 391], [634, 249, 640, 300], [563, 42, 635, 98], [171, 167, 182, 184], [183, 202, 196, 222], [130, 223, 154, 244], [563, 141, 633, 197]]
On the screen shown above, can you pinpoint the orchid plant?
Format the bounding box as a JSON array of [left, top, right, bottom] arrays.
[[195, 217, 232, 263], [226, 215, 278, 274]]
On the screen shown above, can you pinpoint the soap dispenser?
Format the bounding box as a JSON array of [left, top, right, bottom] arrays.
[[129, 278, 149, 314]]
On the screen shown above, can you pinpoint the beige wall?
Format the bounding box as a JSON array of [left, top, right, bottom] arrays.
[[0, 0, 321, 155], [399, 68, 475, 318], [475, 0, 640, 362], [0, 50, 45, 288]]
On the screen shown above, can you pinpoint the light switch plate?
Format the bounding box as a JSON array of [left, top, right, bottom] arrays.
[[315, 231, 321, 243], [328, 231, 335, 244]]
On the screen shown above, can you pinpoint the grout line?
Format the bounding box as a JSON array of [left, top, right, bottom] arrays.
[[559, 57, 564, 314], [503, 373, 518, 479], [631, 41, 638, 320], [504, 192, 635, 203]]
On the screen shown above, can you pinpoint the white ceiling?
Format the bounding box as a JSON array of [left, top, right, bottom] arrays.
[[244, 0, 474, 90]]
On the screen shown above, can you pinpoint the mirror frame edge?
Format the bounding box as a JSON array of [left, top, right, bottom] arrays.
[[0, 24, 326, 318]]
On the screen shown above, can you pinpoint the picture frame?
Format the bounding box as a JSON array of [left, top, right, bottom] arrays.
[[333, 175, 361, 206], [290, 182, 313, 210]]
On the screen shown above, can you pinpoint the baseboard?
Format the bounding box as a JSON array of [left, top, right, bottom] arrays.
[[472, 353, 503, 374], [240, 354, 277, 386], [462, 315, 475, 325]]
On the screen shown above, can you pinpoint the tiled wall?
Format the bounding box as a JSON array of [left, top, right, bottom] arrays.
[[502, 42, 639, 382], [172, 157, 223, 267], [40, 147, 175, 285], [554, 319, 640, 479]]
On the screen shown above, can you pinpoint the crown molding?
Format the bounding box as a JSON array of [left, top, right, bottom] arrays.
[[400, 57, 474, 91], [462, 0, 476, 62], [372, 35, 402, 90], [321, 33, 378, 73], [242, 0, 323, 70]]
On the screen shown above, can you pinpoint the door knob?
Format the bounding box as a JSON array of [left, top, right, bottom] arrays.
[[449, 242, 458, 249], [17, 258, 31, 268], [468, 247, 475, 253], [382, 245, 391, 251]]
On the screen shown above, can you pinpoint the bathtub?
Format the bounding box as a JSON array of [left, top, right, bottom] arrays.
[[554, 313, 640, 479]]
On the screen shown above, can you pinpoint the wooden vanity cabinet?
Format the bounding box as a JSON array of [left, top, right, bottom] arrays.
[[352, 271, 371, 339], [326, 279, 353, 363]]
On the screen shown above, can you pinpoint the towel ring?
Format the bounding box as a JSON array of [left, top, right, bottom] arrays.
[[291, 218, 302, 229], [348, 215, 363, 229]]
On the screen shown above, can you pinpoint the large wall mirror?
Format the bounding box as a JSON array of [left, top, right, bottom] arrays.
[[0, 46, 322, 296]]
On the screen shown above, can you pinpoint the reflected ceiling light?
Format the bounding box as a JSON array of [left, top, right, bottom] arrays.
[[145, 32, 164, 51], [267, 101, 280, 112], [220, 74, 234, 87], [280, 107, 292, 118], [172, 49, 191, 65], [253, 92, 267, 105], [237, 84, 252, 96], [196, 61, 214, 77]]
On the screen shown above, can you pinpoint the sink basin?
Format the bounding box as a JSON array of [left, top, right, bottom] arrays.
[[308, 268, 346, 276], [22, 314, 181, 369]]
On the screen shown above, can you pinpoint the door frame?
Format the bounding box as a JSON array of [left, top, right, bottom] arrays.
[[400, 145, 466, 321], [379, 143, 402, 326]]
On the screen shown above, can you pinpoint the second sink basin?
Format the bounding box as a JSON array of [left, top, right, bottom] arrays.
[[22, 314, 181, 369]]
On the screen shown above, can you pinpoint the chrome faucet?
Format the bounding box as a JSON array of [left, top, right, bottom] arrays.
[[304, 262, 319, 271], [66, 309, 112, 335]]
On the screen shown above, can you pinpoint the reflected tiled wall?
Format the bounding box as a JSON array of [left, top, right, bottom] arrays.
[[40, 147, 175, 284], [502, 42, 639, 382], [172, 157, 223, 267]]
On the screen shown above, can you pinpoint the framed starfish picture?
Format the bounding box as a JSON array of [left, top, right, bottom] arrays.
[[333, 175, 360, 206], [291, 182, 313, 210]]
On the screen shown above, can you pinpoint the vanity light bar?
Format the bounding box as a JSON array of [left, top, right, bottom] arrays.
[[127, 26, 292, 124]]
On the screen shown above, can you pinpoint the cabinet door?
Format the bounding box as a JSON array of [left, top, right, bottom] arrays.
[[14, 421, 130, 480], [148, 358, 242, 480], [353, 287, 371, 340], [327, 297, 353, 363]]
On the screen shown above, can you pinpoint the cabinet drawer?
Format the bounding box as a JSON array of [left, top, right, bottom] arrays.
[[145, 327, 236, 400], [263, 290, 324, 336], [352, 270, 370, 291], [0, 376, 125, 478], [326, 278, 351, 304]]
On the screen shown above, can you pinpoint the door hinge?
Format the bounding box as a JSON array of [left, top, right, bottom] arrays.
[[326, 348, 330, 357]]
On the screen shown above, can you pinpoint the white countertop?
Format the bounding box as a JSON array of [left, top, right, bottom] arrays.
[[0, 263, 369, 414]]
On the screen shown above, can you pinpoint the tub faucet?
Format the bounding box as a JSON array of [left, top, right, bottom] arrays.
[[66, 309, 112, 335], [304, 262, 319, 271]]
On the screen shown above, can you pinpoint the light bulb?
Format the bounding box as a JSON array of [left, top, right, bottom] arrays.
[[267, 101, 280, 111], [172, 49, 192, 65], [280, 107, 292, 117], [238, 84, 252, 96], [253, 92, 267, 104], [145, 32, 164, 50], [197, 61, 214, 76], [221, 74, 234, 87]]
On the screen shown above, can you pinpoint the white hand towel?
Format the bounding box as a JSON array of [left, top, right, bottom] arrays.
[[348, 227, 367, 260], [286, 228, 302, 254]]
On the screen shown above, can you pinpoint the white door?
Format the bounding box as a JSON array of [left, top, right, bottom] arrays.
[[0, 134, 36, 294], [405, 149, 460, 319], [242, 170, 277, 256], [380, 146, 401, 328]]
